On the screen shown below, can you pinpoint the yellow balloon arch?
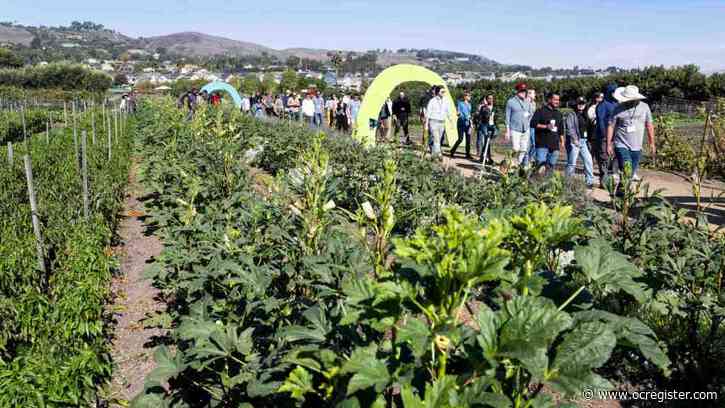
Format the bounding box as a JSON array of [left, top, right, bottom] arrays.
[[353, 64, 458, 147]]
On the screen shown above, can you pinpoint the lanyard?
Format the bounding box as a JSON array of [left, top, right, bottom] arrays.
[[516, 97, 528, 112], [629, 105, 638, 121]]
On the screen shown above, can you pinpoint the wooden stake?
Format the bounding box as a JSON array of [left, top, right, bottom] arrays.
[[7, 142, 12, 166], [107, 110, 112, 161], [46, 119, 50, 144], [21, 105, 27, 143], [81, 130, 90, 220], [24, 155, 46, 274], [91, 104, 96, 145], [64, 101, 68, 127], [72, 102, 79, 170]]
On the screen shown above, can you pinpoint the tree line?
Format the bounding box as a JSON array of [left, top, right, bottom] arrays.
[[456, 65, 725, 107], [0, 63, 112, 93]]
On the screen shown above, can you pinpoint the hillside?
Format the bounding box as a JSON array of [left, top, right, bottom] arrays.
[[139, 32, 286, 59], [0, 22, 503, 71], [0, 25, 34, 46]]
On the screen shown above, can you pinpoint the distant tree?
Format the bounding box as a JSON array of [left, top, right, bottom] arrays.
[[260, 74, 277, 94], [327, 51, 343, 79], [113, 73, 128, 86], [240, 73, 262, 94], [30, 37, 42, 49], [286, 56, 301, 69], [0, 48, 23, 68], [279, 69, 299, 92]]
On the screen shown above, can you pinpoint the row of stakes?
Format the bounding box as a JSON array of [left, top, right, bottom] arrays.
[[4, 100, 129, 274]]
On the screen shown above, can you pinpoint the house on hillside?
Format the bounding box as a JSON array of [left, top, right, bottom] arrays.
[[339, 75, 362, 91], [323, 72, 337, 86], [127, 49, 148, 56], [101, 63, 115, 73], [500, 72, 528, 82]]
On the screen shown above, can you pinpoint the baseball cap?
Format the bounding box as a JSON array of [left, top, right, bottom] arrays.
[[576, 97, 587, 105]]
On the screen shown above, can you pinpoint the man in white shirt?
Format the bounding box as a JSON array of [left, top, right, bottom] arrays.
[[425, 86, 451, 160], [301, 93, 316, 128]]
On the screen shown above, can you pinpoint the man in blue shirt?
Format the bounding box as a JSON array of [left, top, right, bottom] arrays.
[[594, 83, 618, 186], [450, 92, 473, 160]]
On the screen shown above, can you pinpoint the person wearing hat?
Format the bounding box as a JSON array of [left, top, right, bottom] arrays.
[[505, 82, 534, 166], [564, 97, 595, 187], [607, 85, 656, 181]]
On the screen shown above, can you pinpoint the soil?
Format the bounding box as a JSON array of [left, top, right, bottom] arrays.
[[107, 160, 166, 406]]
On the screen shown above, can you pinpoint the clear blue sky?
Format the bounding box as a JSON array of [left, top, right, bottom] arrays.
[[5, 0, 725, 71]]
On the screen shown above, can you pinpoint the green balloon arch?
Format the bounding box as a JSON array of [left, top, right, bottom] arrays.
[[353, 64, 458, 147]]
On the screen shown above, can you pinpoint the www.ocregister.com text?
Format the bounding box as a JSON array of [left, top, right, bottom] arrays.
[[581, 388, 719, 403]]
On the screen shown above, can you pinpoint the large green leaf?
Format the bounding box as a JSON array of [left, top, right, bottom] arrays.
[[498, 297, 571, 376], [341, 346, 390, 395], [552, 322, 616, 372], [474, 306, 500, 365], [279, 305, 331, 343], [574, 240, 650, 303], [573, 310, 671, 374], [397, 317, 431, 359], [145, 346, 184, 387], [278, 366, 315, 402]]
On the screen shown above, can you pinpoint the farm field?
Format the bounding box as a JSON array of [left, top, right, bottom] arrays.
[[114, 100, 721, 407], [0, 104, 132, 406], [1, 97, 723, 408]]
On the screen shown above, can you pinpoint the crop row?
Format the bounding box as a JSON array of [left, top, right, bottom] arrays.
[[130, 100, 723, 407], [0, 109, 132, 407]]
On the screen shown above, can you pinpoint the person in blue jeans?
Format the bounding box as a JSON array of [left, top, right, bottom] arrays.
[[525, 88, 537, 166], [475, 94, 496, 164], [564, 97, 595, 187], [450, 92, 473, 159], [531, 92, 564, 176], [607, 85, 657, 180], [313, 92, 325, 128]]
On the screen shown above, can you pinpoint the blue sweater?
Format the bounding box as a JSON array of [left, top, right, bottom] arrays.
[[596, 84, 619, 141]]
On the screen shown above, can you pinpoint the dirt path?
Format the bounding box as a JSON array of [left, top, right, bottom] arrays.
[[438, 150, 725, 227], [108, 160, 165, 406]]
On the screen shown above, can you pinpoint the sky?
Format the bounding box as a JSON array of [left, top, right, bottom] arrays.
[[5, 0, 725, 71]]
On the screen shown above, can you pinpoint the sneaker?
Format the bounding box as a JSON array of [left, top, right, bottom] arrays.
[[632, 174, 641, 181]]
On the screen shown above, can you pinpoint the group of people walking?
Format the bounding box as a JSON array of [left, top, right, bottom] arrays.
[[177, 79, 657, 189], [436, 81, 655, 189], [499, 81, 655, 187], [244, 90, 362, 133]]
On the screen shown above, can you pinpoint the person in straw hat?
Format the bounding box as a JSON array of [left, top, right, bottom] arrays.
[[606, 85, 656, 181]]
